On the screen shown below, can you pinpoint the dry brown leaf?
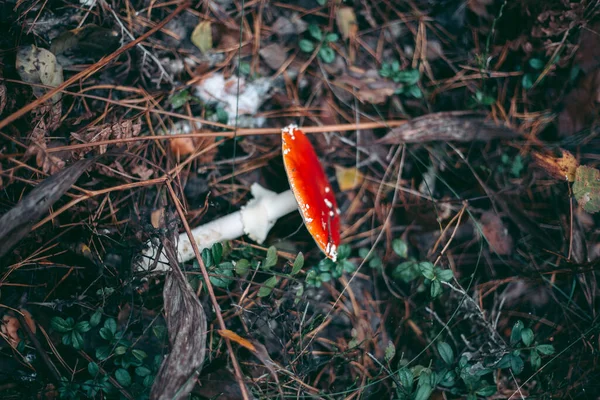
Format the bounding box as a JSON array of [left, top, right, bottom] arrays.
[[532, 148, 578, 182], [151, 208, 165, 229], [1, 315, 21, 347], [259, 43, 288, 70], [131, 164, 154, 180], [335, 165, 364, 191], [218, 329, 256, 352], [480, 212, 513, 256], [25, 104, 65, 174], [558, 69, 600, 136], [71, 119, 141, 158]]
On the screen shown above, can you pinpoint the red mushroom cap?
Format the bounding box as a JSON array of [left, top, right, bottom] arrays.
[[282, 125, 341, 261]]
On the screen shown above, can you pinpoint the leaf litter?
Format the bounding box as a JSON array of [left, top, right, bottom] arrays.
[[0, 1, 599, 399]]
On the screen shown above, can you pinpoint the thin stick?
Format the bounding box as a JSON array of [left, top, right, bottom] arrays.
[[165, 181, 250, 400]]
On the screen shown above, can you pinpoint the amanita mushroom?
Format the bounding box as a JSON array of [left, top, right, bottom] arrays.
[[281, 124, 341, 261], [138, 124, 341, 271]]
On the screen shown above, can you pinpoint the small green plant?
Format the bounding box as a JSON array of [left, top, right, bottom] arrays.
[[522, 55, 559, 89], [306, 244, 355, 287], [390, 239, 453, 298], [299, 23, 339, 64], [379, 61, 422, 98], [497, 320, 556, 373], [498, 153, 525, 178]]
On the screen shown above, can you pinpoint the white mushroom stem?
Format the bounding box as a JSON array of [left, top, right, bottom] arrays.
[[138, 183, 298, 272]]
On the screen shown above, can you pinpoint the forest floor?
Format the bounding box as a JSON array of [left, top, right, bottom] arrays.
[[0, 0, 599, 399]]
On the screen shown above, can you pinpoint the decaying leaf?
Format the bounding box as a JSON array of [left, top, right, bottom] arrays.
[[150, 238, 206, 400], [337, 70, 398, 105], [25, 103, 65, 174], [573, 166, 600, 214], [70, 119, 142, 158], [479, 212, 514, 256], [532, 148, 578, 182], [16, 45, 64, 103], [1, 310, 36, 348], [0, 157, 98, 258], [170, 137, 196, 156], [191, 21, 213, 53], [558, 69, 600, 136], [50, 24, 120, 60], [336, 7, 357, 41], [259, 43, 288, 70], [379, 111, 518, 143], [335, 165, 364, 191]]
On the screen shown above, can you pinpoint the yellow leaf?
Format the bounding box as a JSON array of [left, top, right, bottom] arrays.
[[336, 7, 357, 41], [532, 149, 578, 182], [191, 21, 213, 53], [335, 166, 363, 191], [218, 329, 256, 352]]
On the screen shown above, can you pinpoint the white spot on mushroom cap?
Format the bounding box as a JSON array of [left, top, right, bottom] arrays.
[[324, 198, 333, 209], [329, 211, 334, 217], [325, 187, 330, 193]]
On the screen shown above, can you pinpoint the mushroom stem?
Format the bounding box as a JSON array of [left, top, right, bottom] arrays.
[[138, 183, 297, 272]]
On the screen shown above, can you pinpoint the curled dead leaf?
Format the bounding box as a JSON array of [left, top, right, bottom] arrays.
[[532, 148, 578, 182], [480, 212, 513, 256]]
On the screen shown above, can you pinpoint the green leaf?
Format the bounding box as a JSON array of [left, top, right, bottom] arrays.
[[104, 318, 117, 335], [96, 345, 111, 360], [115, 346, 127, 356], [497, 353, 511, 369], [419, 262, 435, 280], [535, 344, 555, 355], [511, 320, 524, 345], [521, 328, 534, 346], [239, 61, 251, 75], [326, 33, 339, 42], [392, 239, 408, 258], [413, 382, 432, 400], [62, 333, 72, 346], [135, 366, 152, 377], [522, 73, 534, 89], [530, 349, 541, 369], [115, 368, 132, 387], [99, 327, 113, 341], [201, 247, 214, 267], [573, 166, 600, 214], [320, 272, 332, 282], [319, 47, 336, 63], [439, 370, 456, 387], [235, 259, 250, 275], [408, 84, 423, 98], [392, 261, 420, 283], [71, 331, 84, 350], [437, 269, 453, 282], [51, 317, 72, 333], [153, 324, 167, 340], [210, 262, 234, 288], [75, 321, 91, 333], [264, 246, 278, 270], [397, 368, 413, 389], [169, 89, 191, 109], [510, 353, 524, 374], [384, 341, 395, 362], [437, 342, 454, 365], [258, 276, 278, 297], [529, 58, 545, 70], [430, 280, 442, 298], [337, 244, 351, 260], [211, 243, 223, 265], [132, 349, 147, 361], [308, 24, 323, 41], [318, 258, 335, 272], [340, 259, 356, 273], [88, 362, 99, 376], [299, 39, 314, 53], [292, 252, 304, 275], [216, 107, 228, 124], [90, 308, 103, 327], [476, 386, 497, 396], [396, 69, 420, 85]]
